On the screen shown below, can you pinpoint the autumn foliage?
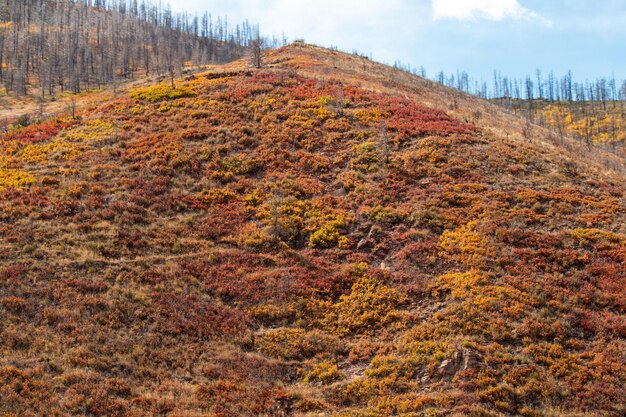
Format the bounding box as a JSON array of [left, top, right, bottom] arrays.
[[0, 45, 624, 416]]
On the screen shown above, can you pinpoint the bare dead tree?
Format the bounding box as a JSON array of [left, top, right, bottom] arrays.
[[0, 0, 269, 96], [249, 33, 263, 69]]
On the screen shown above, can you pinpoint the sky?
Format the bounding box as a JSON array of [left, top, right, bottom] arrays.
[[170, 0, 626, 82]]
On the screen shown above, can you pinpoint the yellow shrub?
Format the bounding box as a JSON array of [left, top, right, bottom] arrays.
[[431, 270, 487, 299], [255, 328, 340, 360], [235, 223, 272, 248], [367, 205, 408, 225], [354, 108, 385, 123], [255, 328, 308, 359], [315, 95, 335, 106], [302, 360, 344, 384], [438, 221, 493, 267], [352, 141, 381, 172], [321, 276, 406, 336], [197, 188, 236, 203], [20, 141, 83, 164], [309, 218, 349, 248], [246, 303, 297, 324], [571, 228, 621, 244], [130, 105, 145, 114], [243, 190, 267, 207], [0, 169, 35, 190], [129, 83, 196, 102], [306, 106, 335, 121], [258, 197, 307, 242], [64, 119, 114, 143]]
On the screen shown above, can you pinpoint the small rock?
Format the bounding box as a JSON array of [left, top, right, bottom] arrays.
[[367, 225, 382, 239], [462, 348, 482, 371], [437, 348, 482, 378], [356, 239, 369, 250], [438, 359, 455, 376], [332, 187, 347, 196]]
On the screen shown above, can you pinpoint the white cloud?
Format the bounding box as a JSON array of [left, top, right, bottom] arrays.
[[173, 0, 423, 63], [432, 0, 552, 25]]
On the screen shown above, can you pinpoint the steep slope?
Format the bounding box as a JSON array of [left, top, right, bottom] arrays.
[[1, 44, 624, 417], [262, 43, 625, 175]]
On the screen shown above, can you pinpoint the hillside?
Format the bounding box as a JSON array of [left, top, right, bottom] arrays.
[[487, 98, 625, 160], [1, 43, 624, 417], [540, 100, 625, 147], [0, 0, 259, 97], [262, 44, 625, 175]]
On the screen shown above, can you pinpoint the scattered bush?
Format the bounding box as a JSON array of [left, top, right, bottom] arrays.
[[129, 84, 196, 102], [319, 275, 406, 336]]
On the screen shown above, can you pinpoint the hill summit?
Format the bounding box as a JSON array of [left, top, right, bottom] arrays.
[[1, 43, 624, 416]]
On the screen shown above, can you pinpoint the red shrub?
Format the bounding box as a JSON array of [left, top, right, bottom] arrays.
[[152, 292, 249, 339], [2, 118, 78, 144]]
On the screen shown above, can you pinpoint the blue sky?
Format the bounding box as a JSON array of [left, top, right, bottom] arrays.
[[171, 0, 626, 82]]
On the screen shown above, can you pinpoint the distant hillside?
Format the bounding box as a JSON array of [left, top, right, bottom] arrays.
[[1, 43, 624, 416], [492, 98, 625, 152], [414, 65, 625, 158], [0, 0, 261, 97]]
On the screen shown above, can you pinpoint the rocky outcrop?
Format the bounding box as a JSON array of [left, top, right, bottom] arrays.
[[437, 348, 482, 378]]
